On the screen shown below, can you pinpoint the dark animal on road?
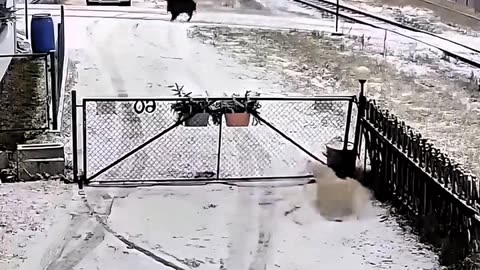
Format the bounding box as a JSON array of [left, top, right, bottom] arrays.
[[166, 0, 197, 22]]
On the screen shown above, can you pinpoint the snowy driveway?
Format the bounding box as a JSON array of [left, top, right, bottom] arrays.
[[81, 184, 439, 270], [67, 17, 271, 98], [8, 3, 450, 269]]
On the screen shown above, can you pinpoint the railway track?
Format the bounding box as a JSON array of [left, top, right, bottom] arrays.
[[292, 0, 480, 69]]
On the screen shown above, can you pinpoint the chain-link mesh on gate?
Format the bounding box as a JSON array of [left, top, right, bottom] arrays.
[[82, 97, 357, 182]]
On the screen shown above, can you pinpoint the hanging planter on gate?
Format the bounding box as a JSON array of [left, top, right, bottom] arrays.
[[183, 112, 210, 127], [216, 91, 261, 127], [225, 112, 250, 127], [170, 84, 211, 127]]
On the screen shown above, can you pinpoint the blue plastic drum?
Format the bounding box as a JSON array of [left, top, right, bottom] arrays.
[[31, 14, 55, 53]]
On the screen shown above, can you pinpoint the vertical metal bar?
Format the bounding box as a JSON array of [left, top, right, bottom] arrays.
[[363, 136, 367, 172], [50, 51, 58, 130], [12, 0, 16, 53], [343, 99, 353, 150], [216, 117, 223, 180], [15, 151, 18, 182], [58, 6, 65, 93], [82, 98, 87, 179], [353, 81, 365, 157], [72, 91, 81, 189], [57, 23, 61, 90], [24, 0, 28, 40], [335, 0, 340, 33], [60, 5, 65, 24], [44, 55, 50, 128]]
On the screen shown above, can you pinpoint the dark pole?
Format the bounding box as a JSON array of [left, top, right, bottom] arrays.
[[44, 54, 50, 128], [61, 5, 65, 25], [25, 0, 28, 40], [82, 98, 87, 180], [49, 51, 58, 130], [353, 80, 366, 157], [335, 0, 340, 33], [359, 80, 365, 98], [72, 90, 81, 189], [216, 118, 223, 180], [343, 99, 353, 151]]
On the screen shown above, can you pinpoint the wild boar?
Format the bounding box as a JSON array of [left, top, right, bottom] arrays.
[[166, 0, 197, 22]]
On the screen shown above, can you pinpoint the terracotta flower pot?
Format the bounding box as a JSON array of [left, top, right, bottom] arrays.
[[225, 112, 250, 127], [183, 112, 210, 127]]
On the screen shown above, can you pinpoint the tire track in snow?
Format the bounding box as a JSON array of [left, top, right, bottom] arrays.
[[248, 188, 276, 270], [157, 25, 296, 268], [44, 222, 106, 270], [160, 23, 279, 267], [86, 19, 129, 97], [82, 20, 291, 268], [81, 193, 191, 270], [86, 19, 151, 180], [42, 200, 106, 270]]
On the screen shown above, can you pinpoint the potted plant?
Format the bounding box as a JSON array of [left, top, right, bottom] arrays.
[[220, 91, 262, 127], [210, 103, 224, 126], [170, 84, 211, 127]]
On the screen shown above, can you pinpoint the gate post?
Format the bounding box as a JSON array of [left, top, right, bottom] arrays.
[[353, 66, 370, 158], [50, 50, 58, 130], [353, 80, 366, 157], [325, 67, 369, 179], [71, 90, 82, 189]]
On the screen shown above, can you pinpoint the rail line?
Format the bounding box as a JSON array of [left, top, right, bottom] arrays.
[[292, 0, 480, 69], [416, 0, 480, 22]]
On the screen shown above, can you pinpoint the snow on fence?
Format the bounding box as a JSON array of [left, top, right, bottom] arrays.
[[75, 95, 357, 184], [361, 99, 480, 266]]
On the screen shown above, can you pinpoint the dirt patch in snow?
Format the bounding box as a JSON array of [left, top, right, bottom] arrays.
[[189, 26, 480, 176]]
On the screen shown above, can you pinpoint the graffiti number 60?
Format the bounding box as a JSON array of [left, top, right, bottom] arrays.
[[134, 100, 156, 114]]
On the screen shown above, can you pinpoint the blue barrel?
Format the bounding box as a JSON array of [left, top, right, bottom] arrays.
[[31, 14, 55, 53]]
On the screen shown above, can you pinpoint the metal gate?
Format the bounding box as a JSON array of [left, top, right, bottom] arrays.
[[71, 92, 358, 187]]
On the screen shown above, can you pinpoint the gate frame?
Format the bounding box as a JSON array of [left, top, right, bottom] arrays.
[[71, 91, 358, 188]]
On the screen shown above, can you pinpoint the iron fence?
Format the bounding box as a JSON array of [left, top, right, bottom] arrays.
[[361, 99, 480, 265], [74, 94, 357, 184]]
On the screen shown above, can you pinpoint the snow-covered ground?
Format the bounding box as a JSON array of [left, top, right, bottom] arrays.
[[336, 0, 480, 48], [7, 0, 480, 268], [0, 181, 74, 270], [82, 184, 439, 270]]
